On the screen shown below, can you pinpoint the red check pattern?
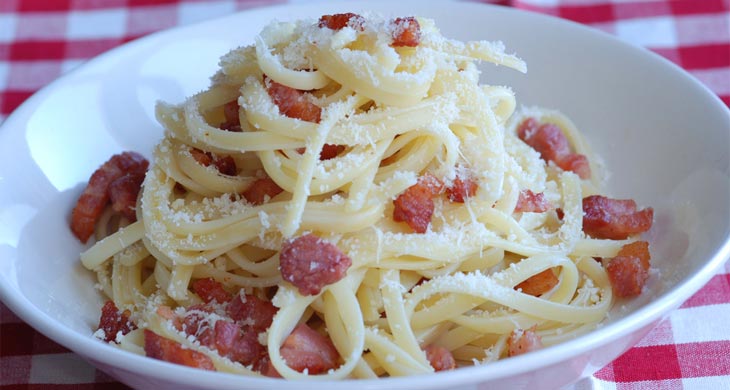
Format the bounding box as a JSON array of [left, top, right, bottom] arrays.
[[1, 1, 729, 389]]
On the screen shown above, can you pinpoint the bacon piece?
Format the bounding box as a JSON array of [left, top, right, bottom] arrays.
[[606, 241, 651, 298], [190, 147, 213, 166], [180, 304, 267, 367], [266, 78, 322, 123], [582, 195, 653, 239], [606, 257, 647, 298], [192, 278, 232, 304], [97, 301, 136, 343], [242, 176, 284, 205], [108, 170, 145, 221], [296, 144, 345, 160], [220, 100, 242, 132], [214, 156, 237, 176], [393, 174, 443, 233], [424, 345, 456, 372], [210, 320, 239, 357], [446, 175, 477, 203], [559, 153, 591, 180], [226, 293, 278, 331], [508, 327, 542, 357], [319, 144, 346, 160], [208, 319, 265, 367], [227, 328, 267, 366], [515, 189, 551, 213], [190, 148, 237, 176], [391, 17, 421, 47], [71, 151, 148, 243], [517, 117, 591, 179], [181, 304, 215, 346], [318, 13, 364, 30], [144, 329, 215, 370], [514, 269, 558, 296], [262, 356, 281, 377], [276, 324, 340, 375], [279, 234, 352, 296], [517, 118, 561, 160], [173, 182, 187, 195], [221, 122, 242, 132], [618, 241, 650, 269], [393, 188, 433, 233]]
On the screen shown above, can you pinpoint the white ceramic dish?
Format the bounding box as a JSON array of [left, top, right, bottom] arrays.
[[1, 1, 729, 389]]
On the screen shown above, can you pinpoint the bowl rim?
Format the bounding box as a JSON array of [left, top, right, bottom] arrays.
[[1, 0, 729, 388]]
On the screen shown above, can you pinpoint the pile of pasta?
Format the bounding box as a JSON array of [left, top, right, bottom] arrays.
[[76, 13, 653, 380]]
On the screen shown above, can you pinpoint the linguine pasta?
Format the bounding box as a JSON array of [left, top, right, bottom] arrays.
[[79, 14, 643, 379]]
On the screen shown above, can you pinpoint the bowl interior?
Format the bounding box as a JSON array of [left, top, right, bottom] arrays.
[[1, 1, 729, 389]]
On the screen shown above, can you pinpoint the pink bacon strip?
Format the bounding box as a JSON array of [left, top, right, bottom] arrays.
[[70, 151, 148, 243]]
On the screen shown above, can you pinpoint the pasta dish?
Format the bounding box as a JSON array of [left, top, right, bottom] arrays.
[[70, 13, 653, 379]]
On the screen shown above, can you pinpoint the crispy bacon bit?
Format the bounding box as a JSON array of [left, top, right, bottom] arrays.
[[190, 148, 237, 176], [228, 328, 267, 366], [97, 301, 136, 343], [446, 175, 477, 203], [226, 293, 278, 331], [319, 144, 346, 160], [391, 17, 421, 47], [214, 156, 237, 176], [393, 174, 443, 233], [424, 345, 456, 372], [220, 100, 242, 132], [508, 327, 543, 357], [514, 269, 558, 296], [144, 329, 215, 370], [181, 304, 214, 344], [517, 117, 591, 179], [242, 176, 284, 205], [192, 278, 232, 304], [108, 170, 145, 221], [258, 355, 281, 378], [515, 189, 551, 213], [220, 122, 242, 132], [181, 305, 267, 367], [606, 241, 651, 298], [279, 234, 352, 296], [582, 195, 653, 240], [71, 151, 148, 243], [606, 257, 647, 298], [318, 13, 364, 30], [296, 144, 346, 160], [618, 241, 651, 269], [174, 182, 187, 194], [190, 147, 213, 166], [266, 78, 322, 123], [559, 153, 591, 180], [209, 319, 265, 366], [517, 118, 557, 159], [210, 320, 239, 357], [276, 324, 340, 375]]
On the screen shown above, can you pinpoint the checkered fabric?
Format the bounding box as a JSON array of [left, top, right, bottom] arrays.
[[1, 1, 728, 389]]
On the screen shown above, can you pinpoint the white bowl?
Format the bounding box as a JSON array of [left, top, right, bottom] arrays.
[[1, 1, 729, 389]]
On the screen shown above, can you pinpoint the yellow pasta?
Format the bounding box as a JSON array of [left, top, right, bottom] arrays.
[[79, 13, 632, 380]]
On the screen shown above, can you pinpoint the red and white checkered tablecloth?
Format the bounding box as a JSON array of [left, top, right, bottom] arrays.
[[0, 0, 728, 389]]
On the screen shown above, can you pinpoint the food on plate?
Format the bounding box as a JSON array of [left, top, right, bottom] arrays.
[[72, 13, 653, 379]]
